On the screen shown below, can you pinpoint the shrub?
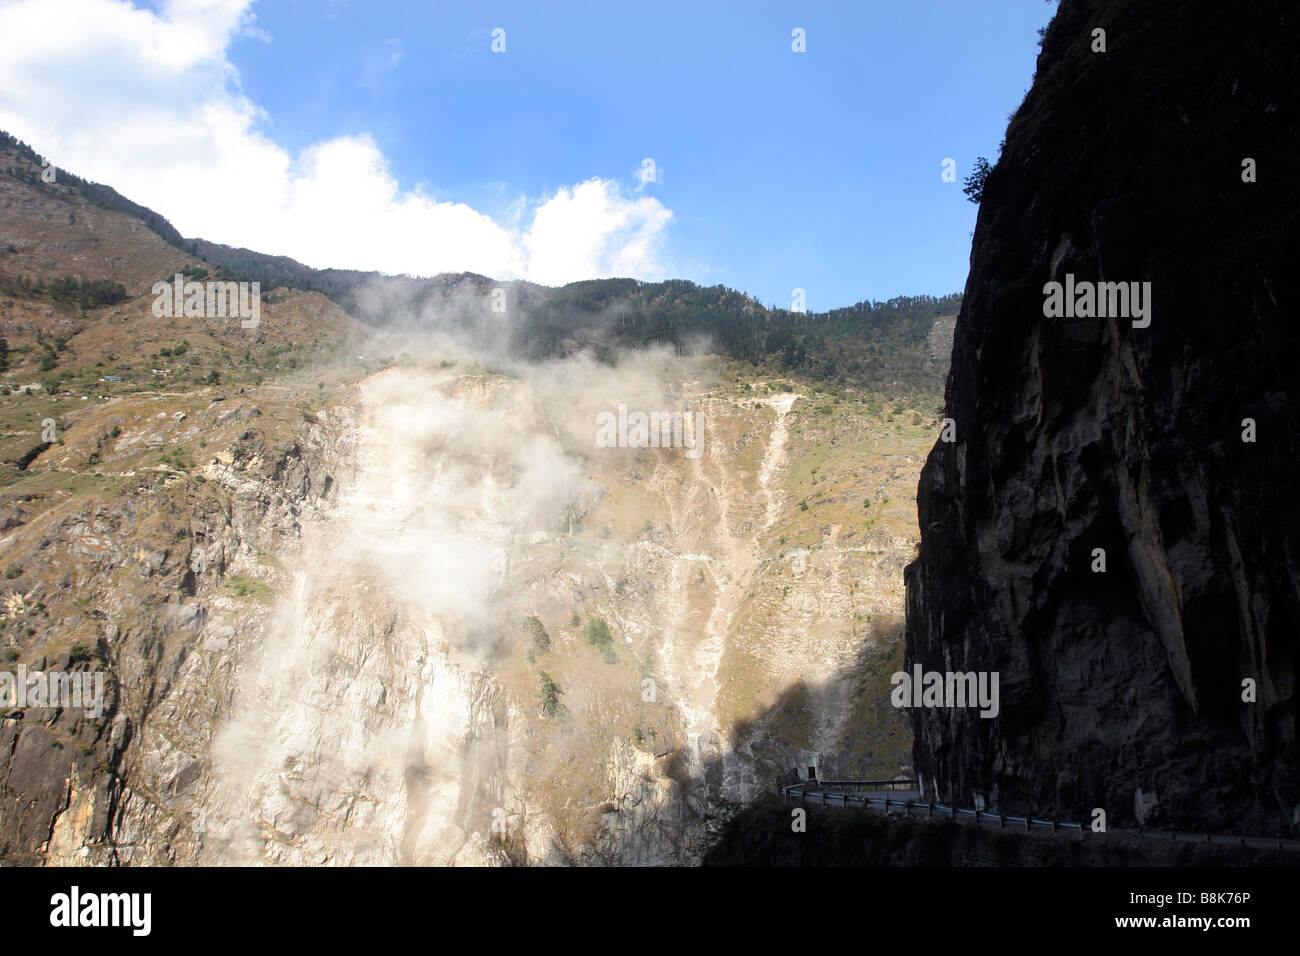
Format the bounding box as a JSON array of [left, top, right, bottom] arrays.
[[68, 642, 96, 664], [224, 574, 272, 601], [523, 615, 550, 654], [585, 618, 617, 664], [538, 671, 562, 717]]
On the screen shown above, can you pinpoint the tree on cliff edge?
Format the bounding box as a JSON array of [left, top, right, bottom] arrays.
[[963, 157, 991, 203]]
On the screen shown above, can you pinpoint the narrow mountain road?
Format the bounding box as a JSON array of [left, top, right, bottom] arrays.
[[783, 781, 1300, 852]]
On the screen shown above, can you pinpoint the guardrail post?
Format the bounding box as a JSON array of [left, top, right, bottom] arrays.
[[1024, 815, 1030, 832], [974, 809, 980, 825], [999, 814, 1004, 829]]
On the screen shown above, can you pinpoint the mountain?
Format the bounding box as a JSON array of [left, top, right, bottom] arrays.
[[905, 0, 1300, 836], [1, 130, 959, 398], [0, 131, 948, 864]]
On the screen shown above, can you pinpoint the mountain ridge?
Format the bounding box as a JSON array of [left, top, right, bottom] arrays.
[[1, 129, 958, 395]]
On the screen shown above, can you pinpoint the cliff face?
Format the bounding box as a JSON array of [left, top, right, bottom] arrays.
[[0, 141, 938, 865], [1, 360, 928, 865], [905, 0, 1300, 835]]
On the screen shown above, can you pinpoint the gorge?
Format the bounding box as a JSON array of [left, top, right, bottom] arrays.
[[2, 0, 1297, 870]]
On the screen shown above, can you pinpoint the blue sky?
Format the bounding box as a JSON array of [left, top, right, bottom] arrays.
[[0, 0, 1056, 309]]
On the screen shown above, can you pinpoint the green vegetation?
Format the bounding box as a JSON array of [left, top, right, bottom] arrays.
[[584, 617, 617, 664], [523, 614, 551, 658], [68, 642, 97, 664], [158, 446, 194, 471], [538, 671, 563, 717], [0, 273, 127, 311], [223, 574, 272, 601], [515, 280, 960, 397], [963, 157, 991, 204]]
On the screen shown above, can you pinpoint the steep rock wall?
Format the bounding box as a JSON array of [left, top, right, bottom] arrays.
[[905, 0, 1300, 835]]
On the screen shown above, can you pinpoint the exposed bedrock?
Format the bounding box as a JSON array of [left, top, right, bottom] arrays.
[[905, 0, 1300, 835]]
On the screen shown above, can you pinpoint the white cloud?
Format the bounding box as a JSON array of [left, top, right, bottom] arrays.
[[525, 179, 673, 286], [0, 0, 674, 285]]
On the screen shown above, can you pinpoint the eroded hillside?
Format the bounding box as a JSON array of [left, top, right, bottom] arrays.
[[0, 131, 946, 865], [1, 351, 934, 864]]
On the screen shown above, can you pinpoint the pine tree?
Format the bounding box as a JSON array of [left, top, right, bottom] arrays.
[[963, 157, 991, 204]]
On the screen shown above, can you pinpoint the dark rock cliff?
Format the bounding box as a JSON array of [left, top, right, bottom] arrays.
[[905, 0, 1300, 835]]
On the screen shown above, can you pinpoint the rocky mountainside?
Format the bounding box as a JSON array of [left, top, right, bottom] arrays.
[[0, 359, 931, 865], [0, 143, 937, 864], [905, 0, 1300, 836]]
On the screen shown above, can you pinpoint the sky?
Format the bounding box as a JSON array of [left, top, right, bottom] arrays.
[[0, 0, 1055, 310]]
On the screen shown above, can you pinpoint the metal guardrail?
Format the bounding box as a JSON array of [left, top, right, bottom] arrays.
[[781, 781, 1300, 851], [804, 779, 917, 790]]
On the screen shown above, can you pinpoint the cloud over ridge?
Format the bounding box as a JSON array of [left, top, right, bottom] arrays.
[[0, 0, 674, 284]]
